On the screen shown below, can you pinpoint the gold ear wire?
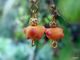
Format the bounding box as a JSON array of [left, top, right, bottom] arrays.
[[46, 0, 57, 28], [30, 0, 39, 18], [29, 0, 39, 26]]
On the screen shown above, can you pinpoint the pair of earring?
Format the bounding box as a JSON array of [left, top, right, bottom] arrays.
[[23, 0, 64, 48]]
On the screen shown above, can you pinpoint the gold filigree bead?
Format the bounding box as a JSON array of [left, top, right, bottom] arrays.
[[29, 18, 38, 26]]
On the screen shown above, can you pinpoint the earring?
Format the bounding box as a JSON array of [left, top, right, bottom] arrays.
[[23, 0, 45, 46], [45, 4, 64, 48]]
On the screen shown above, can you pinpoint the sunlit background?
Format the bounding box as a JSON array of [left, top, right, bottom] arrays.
[[0, 0, 80, 60]]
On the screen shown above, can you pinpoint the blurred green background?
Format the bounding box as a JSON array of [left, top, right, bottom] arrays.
[[0, 0, 80, 60]]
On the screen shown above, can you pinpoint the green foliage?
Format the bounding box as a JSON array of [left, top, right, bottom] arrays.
[[57, 0, 80, 23]]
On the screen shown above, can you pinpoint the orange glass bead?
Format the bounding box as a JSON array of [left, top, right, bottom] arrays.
[[45, 27, 64, 41], [23, 25, 45, 40]]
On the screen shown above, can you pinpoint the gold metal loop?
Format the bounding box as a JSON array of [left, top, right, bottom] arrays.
[[32, 39, 35, 46], [51, 41, 58, 48]]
